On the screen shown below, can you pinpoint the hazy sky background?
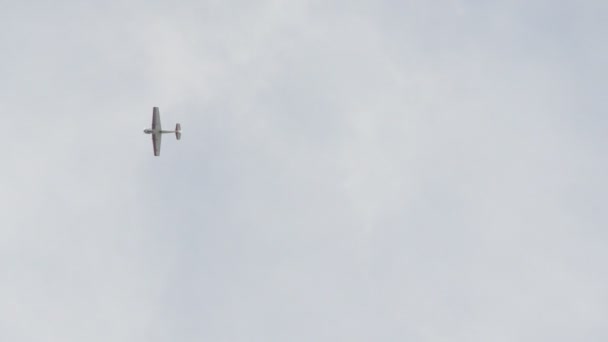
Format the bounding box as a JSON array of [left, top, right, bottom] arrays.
[[1, 1, 607, 341]]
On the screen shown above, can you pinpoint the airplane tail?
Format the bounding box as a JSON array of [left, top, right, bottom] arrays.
[[175, 123, 181, 140]]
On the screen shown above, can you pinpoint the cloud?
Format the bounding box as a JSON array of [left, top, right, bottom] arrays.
[[1, 1, 607, 341]]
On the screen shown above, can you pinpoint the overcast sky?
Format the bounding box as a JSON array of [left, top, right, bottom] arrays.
[[1, 1, 607, 341]]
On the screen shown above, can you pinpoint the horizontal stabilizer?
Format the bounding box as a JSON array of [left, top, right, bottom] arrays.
[[175, 123, 181, 140]]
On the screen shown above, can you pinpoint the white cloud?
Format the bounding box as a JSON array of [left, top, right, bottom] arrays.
[[1, 1, 607, 341]]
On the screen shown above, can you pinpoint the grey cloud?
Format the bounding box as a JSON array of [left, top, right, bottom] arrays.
[[2, 1, 607, 341]]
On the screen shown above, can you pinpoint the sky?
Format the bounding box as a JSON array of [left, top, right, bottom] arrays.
[[1, 0, 607, 341]]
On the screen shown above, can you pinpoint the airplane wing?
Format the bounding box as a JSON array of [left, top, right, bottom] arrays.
[[152, 107, 161, 130], [152, 132, 161, 156]]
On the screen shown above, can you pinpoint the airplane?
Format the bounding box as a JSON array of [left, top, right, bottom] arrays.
[[143, 107, 181, 156]]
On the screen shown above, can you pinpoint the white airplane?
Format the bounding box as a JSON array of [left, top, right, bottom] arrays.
[[143, 107, 181, 156]]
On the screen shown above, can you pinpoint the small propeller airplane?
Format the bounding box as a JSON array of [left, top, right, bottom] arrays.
[[143, 107, 181, 156]]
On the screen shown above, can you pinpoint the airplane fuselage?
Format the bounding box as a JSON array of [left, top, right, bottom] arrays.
[[143, 128, 176, 134]]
